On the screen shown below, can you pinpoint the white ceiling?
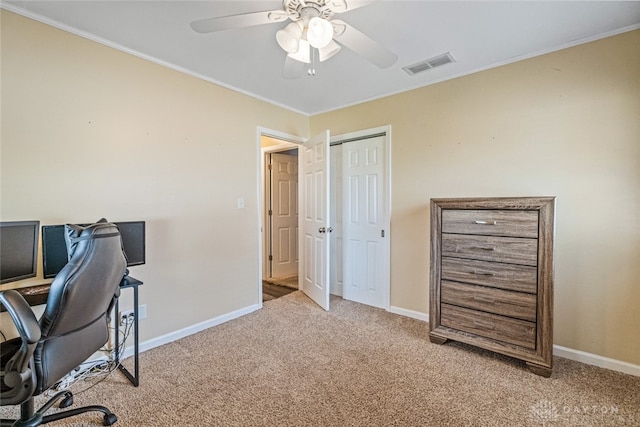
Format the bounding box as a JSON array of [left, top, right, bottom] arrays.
[[4, 1, 640, 115]]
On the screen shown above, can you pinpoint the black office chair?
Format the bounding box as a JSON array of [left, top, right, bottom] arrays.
[[1, 221, 127, 426]]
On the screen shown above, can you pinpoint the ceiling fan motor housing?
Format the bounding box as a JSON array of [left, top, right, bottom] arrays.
[[283, 0, 343, 22]]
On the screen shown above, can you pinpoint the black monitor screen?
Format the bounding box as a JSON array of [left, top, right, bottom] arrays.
[[42, 225, 68, 279], [42, 220, 145, 278], [0, 220, 40, 284], [116, 221, 146, 266]]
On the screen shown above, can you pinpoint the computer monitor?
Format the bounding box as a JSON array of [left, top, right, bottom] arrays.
[[116, 221, 146, 267], [42, 225, 68, 279], [42, 220, 146, 278], [0, 220, 40, 284]]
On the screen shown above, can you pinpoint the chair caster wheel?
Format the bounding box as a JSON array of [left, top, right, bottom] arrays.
[[59, 392, 74, 408], [103, 413, 118, 425]]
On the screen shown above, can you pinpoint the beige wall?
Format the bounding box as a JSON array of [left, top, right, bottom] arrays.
[[2, 9, 639, 367], [311, 30, 640, 365], [1, 11, 308, 341]]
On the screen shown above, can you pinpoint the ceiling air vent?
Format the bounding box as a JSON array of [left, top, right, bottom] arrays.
[[403, 52, 456, 76]]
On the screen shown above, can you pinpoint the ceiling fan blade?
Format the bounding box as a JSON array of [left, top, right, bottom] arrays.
[[190, 10, 288, 34], [323, 0, 372, 14], [331, 19, 397, 68], [283, 56, 305, 80], [342, 1, 375, 13]]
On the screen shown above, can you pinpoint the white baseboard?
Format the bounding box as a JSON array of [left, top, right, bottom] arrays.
[[119, 302, 261, 359], [386, 307, 639, 377], [553, 345, 640, 377], [388, 305, 429, 322], [120, 302, 639, 378]]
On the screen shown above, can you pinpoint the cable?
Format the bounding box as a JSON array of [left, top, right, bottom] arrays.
[[50, 318, 134, 395]]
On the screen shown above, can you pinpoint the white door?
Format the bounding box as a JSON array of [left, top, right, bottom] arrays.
[[342, 135, 389, 309], [300, 130, 331, 310], [270, 152, 298, 278]]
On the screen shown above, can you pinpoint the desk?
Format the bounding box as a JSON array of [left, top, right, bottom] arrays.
[[1, 276, 142, 387], [0, 283, 51, 312], [114, 276, 143, 387]]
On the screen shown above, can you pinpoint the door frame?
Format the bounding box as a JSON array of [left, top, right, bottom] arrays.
[[257, 127, 305, 306], [256, 125, 391, 311], [330, 125, 392, 310]]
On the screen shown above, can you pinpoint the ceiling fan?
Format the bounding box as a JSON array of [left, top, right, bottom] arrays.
[[190, 0, 398, 78]]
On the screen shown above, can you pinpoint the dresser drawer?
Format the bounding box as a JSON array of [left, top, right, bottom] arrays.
[[441, 257, 537, 294], [442, 209, 538, 238], [441, 281, 537, 322], [441, 304, 536, 349], [442, 233, 538, 266]]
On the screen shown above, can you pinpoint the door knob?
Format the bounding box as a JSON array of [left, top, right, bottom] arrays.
[[318, 227, 326, 233], [327, 227, 333, 233]]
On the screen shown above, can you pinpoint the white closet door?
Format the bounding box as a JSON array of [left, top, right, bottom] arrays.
[[342, 135, 388, 309]]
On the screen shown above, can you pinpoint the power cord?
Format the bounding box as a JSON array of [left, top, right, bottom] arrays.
[[50, 319, 134, 395]]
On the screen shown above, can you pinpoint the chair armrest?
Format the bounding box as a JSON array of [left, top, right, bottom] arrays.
[[0, 290, 41, 345], [0, 290, 41, 405]]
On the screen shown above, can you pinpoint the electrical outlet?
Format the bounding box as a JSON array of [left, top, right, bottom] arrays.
[[138, 304, 147, 320], [119, 309, 134, 326]]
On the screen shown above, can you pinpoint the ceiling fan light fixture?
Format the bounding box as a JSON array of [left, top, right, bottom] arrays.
[[276, 21, 303, 53], [306, 17, 334, 49], [319, 40, 341, 62], [288, 39, 311, 64]]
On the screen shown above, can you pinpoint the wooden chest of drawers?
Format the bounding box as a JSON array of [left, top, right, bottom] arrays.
[[429, 197, 555, 377]]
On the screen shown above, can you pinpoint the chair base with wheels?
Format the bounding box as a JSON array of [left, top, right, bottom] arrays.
[[0, 391, 117, 427]]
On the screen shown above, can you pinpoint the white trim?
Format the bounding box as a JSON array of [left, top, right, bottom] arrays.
[[374, 308, 640, 377], [259, 127, 306, 146], [257, 127, 305, 304], [553, 345, 640, 377], [119, 303, 261, 359], [7, 3, 637, 117], [388, 306, 429, 322], [1, 3, 310, 117], [309, 23, 640, 115], [117, 303, 639, 378]]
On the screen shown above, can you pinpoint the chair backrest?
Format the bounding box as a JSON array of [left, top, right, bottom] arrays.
[[34, 221, 127, 393]]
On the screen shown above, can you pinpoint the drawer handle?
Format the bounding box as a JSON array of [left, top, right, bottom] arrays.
[[474, 220, 498, 225], [472, 320, 495, 330], [471, 271, 494, 276], [472, 295, 496, 304], [471, 246, 496, 251]]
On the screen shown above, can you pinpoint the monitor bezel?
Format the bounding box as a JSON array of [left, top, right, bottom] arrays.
[[0, 220, 40, 284]]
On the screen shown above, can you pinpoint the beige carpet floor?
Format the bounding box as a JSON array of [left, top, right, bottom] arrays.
[[2, 291, 639, 426]]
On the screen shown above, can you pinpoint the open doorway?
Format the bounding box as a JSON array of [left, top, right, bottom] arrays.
[[261, 135, 300, 302], [257, 126, 391, 310]]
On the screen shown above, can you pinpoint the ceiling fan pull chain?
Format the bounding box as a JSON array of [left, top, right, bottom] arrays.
[[308, 48, 317, 76]]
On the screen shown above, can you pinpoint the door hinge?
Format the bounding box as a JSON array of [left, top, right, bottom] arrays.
[[381, 230, 385, 238], [268, 163, 272, 170], [268, 255, 273, 261], [268, 209, 273, 216]]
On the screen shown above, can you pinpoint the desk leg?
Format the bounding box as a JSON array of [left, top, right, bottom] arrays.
[[114, 298, 120, 367], [115, 286, 140, 387], [133, 285, 139, 386]]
